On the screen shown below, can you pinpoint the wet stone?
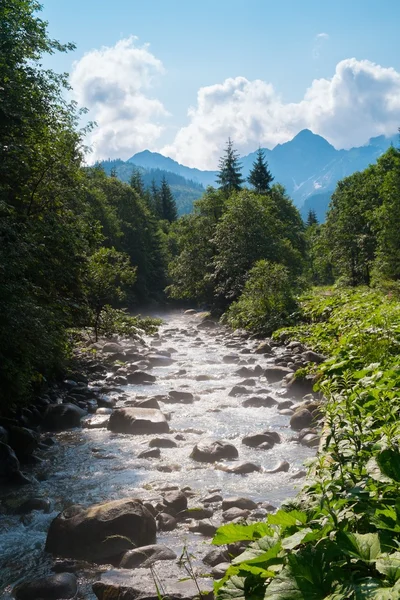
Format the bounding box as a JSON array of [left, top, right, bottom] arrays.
[[119, 544, 177, 568], [14, 573, 78, 600]]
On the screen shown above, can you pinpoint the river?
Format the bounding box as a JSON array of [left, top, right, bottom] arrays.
[[0, 309, 315, 598]]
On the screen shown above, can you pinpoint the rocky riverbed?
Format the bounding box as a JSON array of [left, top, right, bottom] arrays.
[[0, 309, 323, 599]]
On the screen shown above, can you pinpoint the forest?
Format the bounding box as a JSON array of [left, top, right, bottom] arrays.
[[2, 2, 400, 598]]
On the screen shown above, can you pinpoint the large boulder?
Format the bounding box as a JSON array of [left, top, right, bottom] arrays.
[[126, 370, 156, 384], [108, 408, 169, 434], [286, 374, 316, 397], [290, 408, 313, 431], [42, 403, 86, 432], [242, 396, 277, 408], [120, 544, 177, 569], [0, 442, 20, 478], [255, 341, 272, 354], [222, 497, 257, 511], [190, 440, 238, 463], [93, 564, 213, 600], [264, 366, 293, 382], [8, 426, 39, 457], [45, 498, 156, 563], [14, 573, 78, 600], [146, 354, 174, 367], [166, 390, 194, 404]]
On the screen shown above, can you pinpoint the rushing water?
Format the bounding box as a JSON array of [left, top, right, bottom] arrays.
[[0, 309, 315, 598]]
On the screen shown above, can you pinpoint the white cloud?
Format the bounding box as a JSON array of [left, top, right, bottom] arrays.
[[70, 37, 168, 161], [313, 32, 330, 59], [163, 59, 400, 169], [316, 32, 329, 40]]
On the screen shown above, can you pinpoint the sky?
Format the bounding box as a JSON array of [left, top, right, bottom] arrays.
[[39, 0, 400, 169]]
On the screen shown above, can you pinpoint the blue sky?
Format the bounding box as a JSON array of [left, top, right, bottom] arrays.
[[40, 0, 400, 168]]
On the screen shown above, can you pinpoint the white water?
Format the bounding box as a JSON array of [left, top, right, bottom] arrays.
[[0, 309, 314, 598]]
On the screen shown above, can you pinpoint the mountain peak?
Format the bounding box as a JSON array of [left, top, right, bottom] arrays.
[[291, 129, 335, 148]]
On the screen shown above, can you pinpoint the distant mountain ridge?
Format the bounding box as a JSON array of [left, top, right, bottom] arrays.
[[129, 130, 398, 214], [104, 130, 398, 220]]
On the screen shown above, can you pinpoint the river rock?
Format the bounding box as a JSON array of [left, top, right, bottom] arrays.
[[301, 350, 327, 364], [119, 544, 177, 568], [126, 370, 156, 384], [203, 548, 229, 567], [92, 564, 213, 600], [290, 408, 313, 430], [242, 396, 277, 408], [97, 396, 116, 409], [126, 397, 160, 409], [42, 403, 86, 432], [166, 390, 194, 404], [149, 437, 177, 448], [255, 341, 272, 354], [157, 512, 177, 531], [190, 440, 238, 462], [224, 461, 261, 474], [300, 433, 320, 448], [222, 497, 257, 511], [0, 426, 8, 444], [83, 415, 110, 429], [14, 573, 78, 600], [265, 460, 290, 474], [0, 442, 20, 478], [8, 426, 39, 457], [264, 366, 293, 382], [228, 385, 250, 397], [212, 562, 230, 579], [163, 490, 188, 514], [17, 497, 51, 514], [188, 520, 218, 536], [45, 498, 156, 562], [202, 493, 223, 504], [222, 507, 250, 521], [242, 433, 273, 448], [286, 374, 316, 397], [223, 354, 240, 364], [137, 447, 161, 459], [108, 408, 169, 434], [146, 354, 174, 367], [102, 342, 124, 353]]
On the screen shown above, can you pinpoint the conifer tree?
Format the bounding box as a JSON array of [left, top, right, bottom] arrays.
[[160, 176, 178, 222], [248, 148, 274, 194], [216, 138, 244, 196], [150, 179, 162, 218], [306, 208, 318, 227], [110, 166, 118, 178], [129, 168, 145, 197]]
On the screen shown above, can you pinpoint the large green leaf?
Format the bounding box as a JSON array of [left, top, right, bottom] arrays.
[[213, 523, 272, 545], [375, 552, 400, 584], [268, 510, 308, 529], [376, 449, 400, 482], [282, 528, 313, 550], [232, 536, 281, 565], [337, 532, 381, 563]]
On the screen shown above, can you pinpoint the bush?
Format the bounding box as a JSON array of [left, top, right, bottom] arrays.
[[223, 260, 299, 335]]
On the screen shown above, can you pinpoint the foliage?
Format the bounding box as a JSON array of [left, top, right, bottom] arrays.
[[248, 148, 274, 194], [216, 138, 244, 196], [223, 260, 299, 335], [215, 287, 400, 599]]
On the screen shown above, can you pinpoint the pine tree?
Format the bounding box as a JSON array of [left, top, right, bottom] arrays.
[[306, 209, 318, 227], [216, 138, 244, 196], [248, 148, 274, 194], [129, 168, 145, 197], [110, 166, 118, 178], [150, 179, 162, 218], [160, 176, 178, 222]]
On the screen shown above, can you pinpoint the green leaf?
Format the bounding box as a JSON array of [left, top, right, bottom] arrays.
[[212, 522, 272, 545], [282, 528, 313, 550], [376, 552, 400, 584], [337, 532, 381, 563], [376, 449, 400, 482], [267, 510, 308, 529]]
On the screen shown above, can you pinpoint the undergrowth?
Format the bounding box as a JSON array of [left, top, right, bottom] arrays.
[[213, 287, 400, 599]]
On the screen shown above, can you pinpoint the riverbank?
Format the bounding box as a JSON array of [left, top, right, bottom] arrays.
[[1, 309, 320, 599], [216, 287, 400, 599]]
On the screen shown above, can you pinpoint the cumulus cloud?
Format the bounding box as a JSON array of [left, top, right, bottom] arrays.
[[163, 59, 400, 169], [70, 37, 168, 161]]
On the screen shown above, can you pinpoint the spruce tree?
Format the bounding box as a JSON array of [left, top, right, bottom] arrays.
[[160, 176, 178, 222], [216, 138, 244, 196], [129, 168, 145, 197], [248, 148, 274, 194], [306, 209, 318, 227], [150, 179, 162, 218]]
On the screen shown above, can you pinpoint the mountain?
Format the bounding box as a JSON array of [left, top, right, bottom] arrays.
[[99, 159, 205, 215], [127, 150, 217, 188], [108, 130, 398, 220]]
